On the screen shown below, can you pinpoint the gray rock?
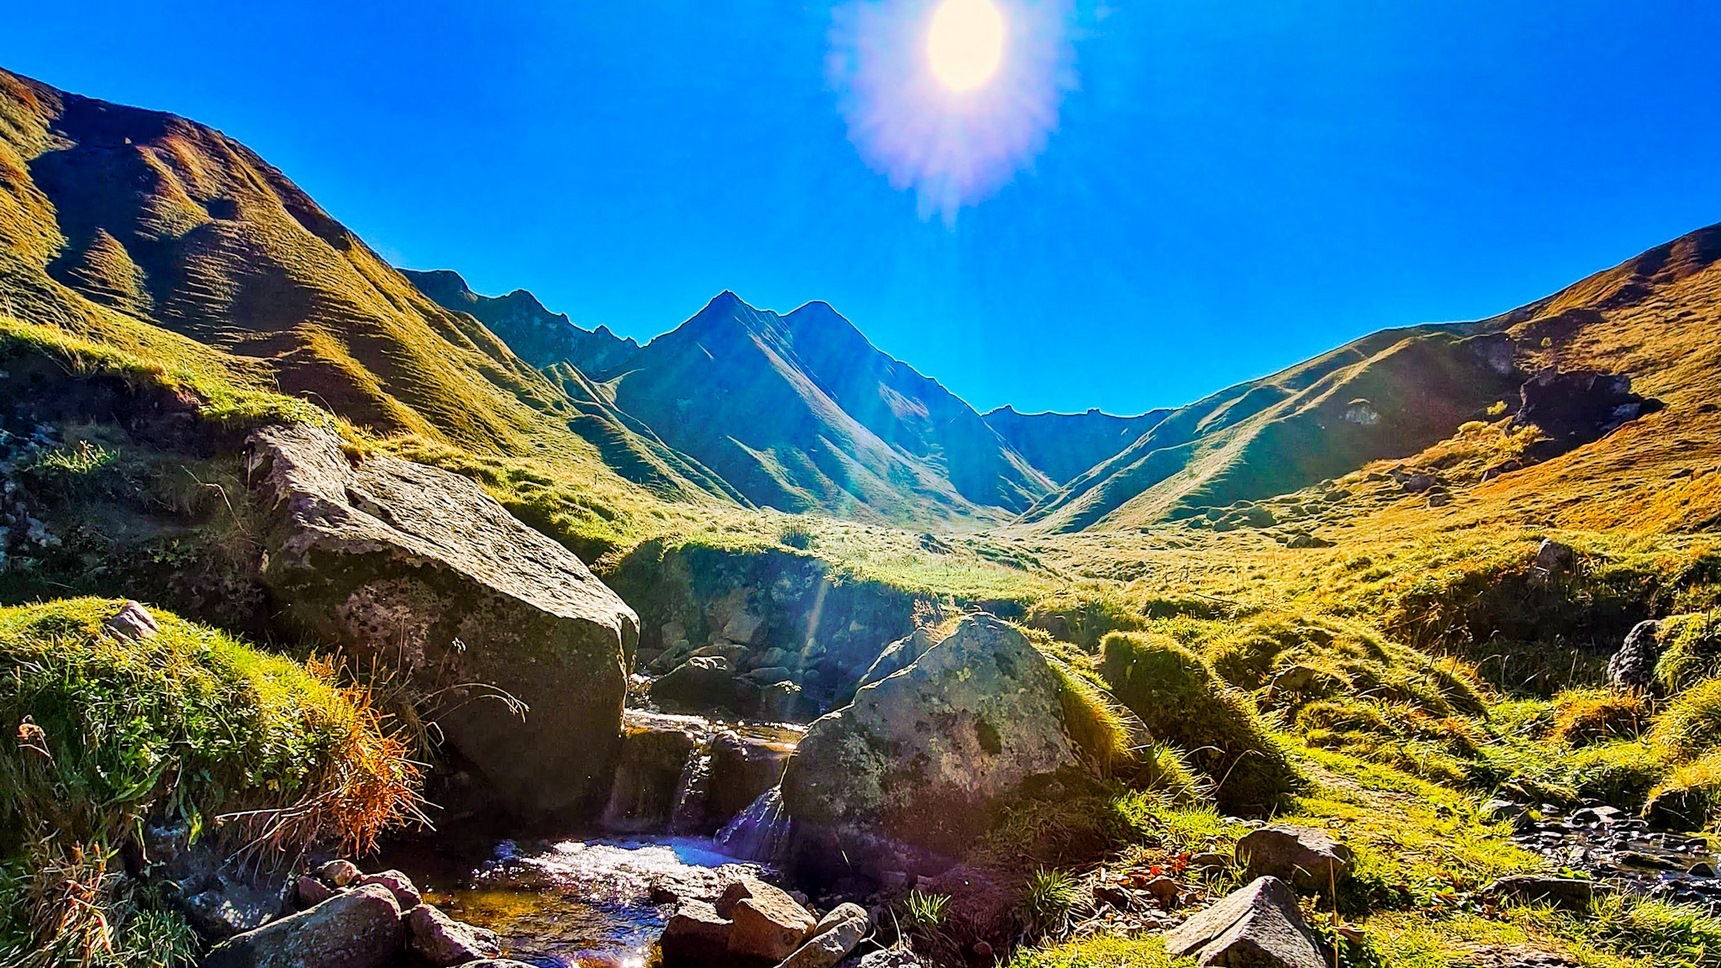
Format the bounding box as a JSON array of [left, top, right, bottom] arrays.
[[1237, 825, 1353, 894], [1481, 799, 1527, 824], [247, 424, 639, 817], [653, 655, 757, 715], [1608, 619, 1663, 691], [781, 615, 1079, 854], [406, 903, 501, 967], [724, 878, 816, 963], [294, 874, 334, 909], [180, 877, 286, 941], [1483, 875, 1595, 911], [103, 601, 158, 641], [1164, 876, 1326, 968], [317, 859, 362, 887], [780, 903, 869, 968], [1533, 539, 1576, 581], [202, 883, 403, 968]]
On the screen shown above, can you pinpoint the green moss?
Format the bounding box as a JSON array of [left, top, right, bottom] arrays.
[[1099, 631, 1301, 814]]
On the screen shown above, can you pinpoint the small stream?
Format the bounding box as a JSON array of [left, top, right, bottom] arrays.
[[1510, 803, 1721, 913], [385, 834, 768, 967], [383, 711, 805, 966]]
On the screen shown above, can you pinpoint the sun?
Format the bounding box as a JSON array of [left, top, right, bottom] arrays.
[[926, 0, 1007, 92]]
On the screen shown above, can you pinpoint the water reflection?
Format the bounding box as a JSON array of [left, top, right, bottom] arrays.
[[389, 835, 768, 968]]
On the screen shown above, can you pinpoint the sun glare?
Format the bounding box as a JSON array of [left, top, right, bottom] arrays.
[[926, 0, 1006, 92], [830, 0, 1073, 220]]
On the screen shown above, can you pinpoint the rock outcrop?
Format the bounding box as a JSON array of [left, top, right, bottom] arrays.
[[1163, 876, 1327, 968], [781, 615, 1079, 859], [247, 423, 639, 817]]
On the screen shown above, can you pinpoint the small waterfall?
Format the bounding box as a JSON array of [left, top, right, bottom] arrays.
[[714, 786, 794, 864], [667, 740, 715, 834]]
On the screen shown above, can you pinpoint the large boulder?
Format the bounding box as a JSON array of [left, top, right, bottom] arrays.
[[1163, 876, 1326, 968], [653, 655, 759, 716], [202, 883, 403, 968], [728, 893, 816, 964], [854, 628, 937, 691], [781, 615, 1079, 857], [246, 424, 639, 817]]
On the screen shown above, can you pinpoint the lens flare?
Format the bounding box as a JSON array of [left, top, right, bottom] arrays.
[[927, 0, 1006, 92], [830, 0, 1074, 221]]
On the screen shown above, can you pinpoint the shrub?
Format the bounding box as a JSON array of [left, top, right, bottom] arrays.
[[1099, 632, 1301, 814], [778, 520, 817, 550], [1548, 688, 1649, 746], [1022, 868, 1083, 937], [1656, 611, 1721, 693]]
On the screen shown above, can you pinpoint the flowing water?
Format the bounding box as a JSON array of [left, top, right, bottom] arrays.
[[714, 786, 796, 864], [385, 712, 807, 965], [385, 834, 768, 967]]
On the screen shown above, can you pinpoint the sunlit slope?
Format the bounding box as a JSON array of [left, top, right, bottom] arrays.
[[1411, 222, 1721, 534], [1021, 324, 1518, 531], [0, 66, 739, 519], [1026, 222, 1721, 534], [609, 291, 1054, 525]]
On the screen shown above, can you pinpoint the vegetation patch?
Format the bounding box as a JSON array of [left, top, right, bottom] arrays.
[[1098, 631, 1301, 814], [0, 598, 421, 966]]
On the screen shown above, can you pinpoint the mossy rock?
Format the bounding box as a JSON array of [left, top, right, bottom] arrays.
[[1099, 631, 1301, 814], [781, 615, 1079, 855]]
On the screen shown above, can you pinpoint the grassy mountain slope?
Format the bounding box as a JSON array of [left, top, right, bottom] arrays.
[[403, 267, 640, 378], [982, 405, 1171, 484], [608, 291, 1054, 524], [1020, 324, 1521, 531], [0, 66, 741, 529], [1023, 225, 1721, 533]]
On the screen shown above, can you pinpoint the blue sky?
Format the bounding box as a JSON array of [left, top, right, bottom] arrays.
[[6, 1, 1721, 415]]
